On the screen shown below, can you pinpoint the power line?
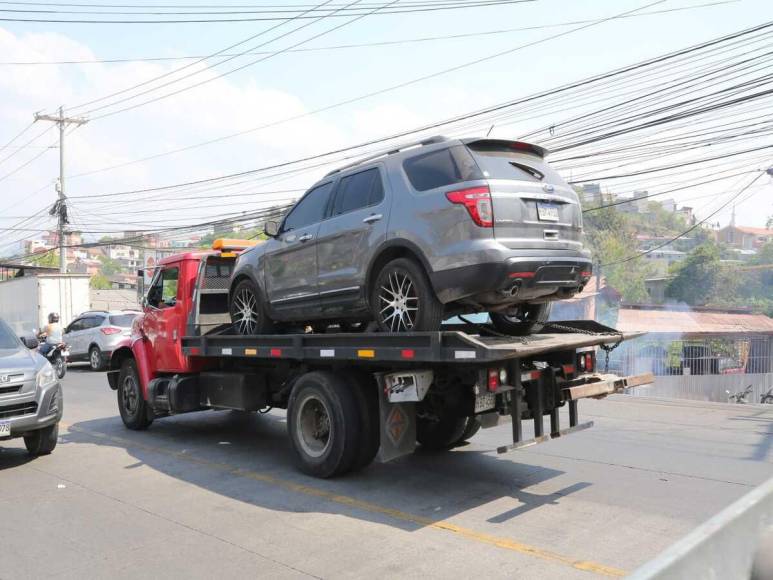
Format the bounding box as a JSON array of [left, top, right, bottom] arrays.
[[0, 1, 737, 65]]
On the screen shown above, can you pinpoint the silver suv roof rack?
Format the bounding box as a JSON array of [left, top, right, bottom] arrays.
[[325, 135, 448, 177]]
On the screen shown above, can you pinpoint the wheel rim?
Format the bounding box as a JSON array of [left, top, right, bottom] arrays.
[[55, 357, 64, 376], [378, 270, 419, 332], [90, 349, 99, 368], [232, 287, 259, 334], [121, 373, 139, 415], [296, 393, 332, 458]]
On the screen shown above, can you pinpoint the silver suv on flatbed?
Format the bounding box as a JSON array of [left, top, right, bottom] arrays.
[[0, 318, 62, 456], [230, 136, 591, 336]]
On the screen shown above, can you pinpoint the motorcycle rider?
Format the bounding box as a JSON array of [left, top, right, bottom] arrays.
[[39, 312, 63, 357]]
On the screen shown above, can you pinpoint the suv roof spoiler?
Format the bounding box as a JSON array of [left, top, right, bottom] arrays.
[[325, 135, 448, 177], [461, 138, 548, 158]]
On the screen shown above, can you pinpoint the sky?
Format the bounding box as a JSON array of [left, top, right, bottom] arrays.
[[0, 0, 771, 254]]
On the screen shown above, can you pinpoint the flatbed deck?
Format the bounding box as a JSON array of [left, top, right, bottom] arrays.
[[182, 320, 636, 364]]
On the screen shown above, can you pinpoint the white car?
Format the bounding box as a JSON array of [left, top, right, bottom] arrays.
[[63, 310, 139, 371]]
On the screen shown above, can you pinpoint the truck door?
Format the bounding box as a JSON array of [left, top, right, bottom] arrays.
[[143, 265, 184, 372], [316, 166, 389, 316], [264, 181, 333, 320]]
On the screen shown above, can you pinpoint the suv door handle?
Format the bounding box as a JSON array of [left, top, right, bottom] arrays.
[[298, 233, 313, 242], [363, 213, 383, 224]]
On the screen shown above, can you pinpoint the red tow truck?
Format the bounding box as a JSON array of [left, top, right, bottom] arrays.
[[107, 240, 651, 478]]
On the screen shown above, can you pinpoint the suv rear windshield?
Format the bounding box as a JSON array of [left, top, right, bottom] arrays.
[[0, 320, 19, 349], [466, 142, 566, 184], [109, 314, 138, 327], [402, 145, 482, 192]]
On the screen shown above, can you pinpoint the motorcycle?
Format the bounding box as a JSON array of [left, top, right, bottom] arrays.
[[37, 333, 69, 379], [726, 384, 753, 404], [761, 388, 773, 404]]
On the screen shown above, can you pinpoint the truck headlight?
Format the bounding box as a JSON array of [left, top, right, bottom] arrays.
[[36, 362, 57, 389]]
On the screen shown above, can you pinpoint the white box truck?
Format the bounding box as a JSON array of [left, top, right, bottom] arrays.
[[0, 274, 91, 335]]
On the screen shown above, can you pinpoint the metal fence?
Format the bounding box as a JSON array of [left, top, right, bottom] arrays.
[[609, 334, 773, 404]]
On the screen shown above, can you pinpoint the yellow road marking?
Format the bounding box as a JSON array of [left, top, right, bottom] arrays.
[[61, 422, 625, 577]]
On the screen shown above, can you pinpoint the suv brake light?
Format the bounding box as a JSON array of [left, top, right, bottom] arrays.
[[100, 327, 122, 335], [446, 186, 493, 227]]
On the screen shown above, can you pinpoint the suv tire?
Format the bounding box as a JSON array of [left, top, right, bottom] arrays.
[[24, 423, 59, 456], [371, 258, 443, 332], [89, 345, 105, 371], [490, 303, 551, 336], [117, 358, 153, 430], [230, 278, 273, 335]]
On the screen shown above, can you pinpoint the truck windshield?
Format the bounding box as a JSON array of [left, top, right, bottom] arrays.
[[0, 319, 20, 349]]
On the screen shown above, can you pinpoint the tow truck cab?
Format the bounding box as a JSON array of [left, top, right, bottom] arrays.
[[106, 239, 650, 478]]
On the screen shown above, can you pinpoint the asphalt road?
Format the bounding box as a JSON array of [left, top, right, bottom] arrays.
[[1, 367, 771, 579]]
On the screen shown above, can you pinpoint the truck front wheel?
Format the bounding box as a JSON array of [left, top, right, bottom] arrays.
[[287, 371, 362, 478], [117, 358, 153, 430]]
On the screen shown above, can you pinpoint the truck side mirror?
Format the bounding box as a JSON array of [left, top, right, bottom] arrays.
[[20, 335, 39, 350], [264, 220, 279, 238]]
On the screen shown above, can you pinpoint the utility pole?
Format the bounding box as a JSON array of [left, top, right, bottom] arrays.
[[34, 106, 87, 273]]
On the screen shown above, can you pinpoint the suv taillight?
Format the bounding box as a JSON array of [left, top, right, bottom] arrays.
[[100, 327, 121, 335], [446, 186, 493, 227]]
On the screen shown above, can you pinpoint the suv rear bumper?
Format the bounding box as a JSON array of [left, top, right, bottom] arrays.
[[431, 253, 592, 305], [0, 382, 62, 439]]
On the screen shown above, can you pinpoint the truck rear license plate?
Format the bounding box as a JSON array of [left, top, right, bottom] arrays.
[[0, 421, 10, 438], [537, 202, 559, 222], [474, 392, 496, 413]]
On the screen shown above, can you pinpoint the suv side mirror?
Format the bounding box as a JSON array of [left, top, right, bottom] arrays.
[[20, 335, 39, 350], [264, 220, 279, 238]]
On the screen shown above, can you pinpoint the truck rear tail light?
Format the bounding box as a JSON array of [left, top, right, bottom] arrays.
[[585, 353, 594, 372], [100, 327, 122, 335], [446, 186, 493, 227], [577, 352, 595, 373], [487, 369, 499, 392]]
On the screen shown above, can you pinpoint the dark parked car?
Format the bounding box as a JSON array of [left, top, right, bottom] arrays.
[[230, 136, 592, 335]]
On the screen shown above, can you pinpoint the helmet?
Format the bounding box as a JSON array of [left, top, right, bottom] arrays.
[[48, 312, 60, 323]]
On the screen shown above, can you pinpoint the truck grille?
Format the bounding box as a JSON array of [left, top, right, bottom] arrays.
[[0, 401, 38, 419], [0, 385, 22, 395]]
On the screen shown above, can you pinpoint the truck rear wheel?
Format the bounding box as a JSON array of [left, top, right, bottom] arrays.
[[417, 413, 467, 451], [117, 358, 153, 431], [344, 371, 380, 472], [287, 371, 362, 478]]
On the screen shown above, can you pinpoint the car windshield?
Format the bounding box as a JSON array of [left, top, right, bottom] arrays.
[[0, 320, 20, 349], [109, 314, 138, 327]]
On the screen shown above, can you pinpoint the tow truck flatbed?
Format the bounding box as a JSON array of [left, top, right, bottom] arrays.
[[181, 321, 635, 364]]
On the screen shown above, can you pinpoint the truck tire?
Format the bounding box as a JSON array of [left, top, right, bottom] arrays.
[[452, 416, 482, 446], [371, 258, 444, 332], [24, 423, 59, 456], [490, 303, 551, 336], [117, 358, 153, 431], [287, 371, 361, 478], [344, 371, 380, 472], [416, 413, 467, 451], [230, 278, 273, 335], [89, 346, 105, 372]]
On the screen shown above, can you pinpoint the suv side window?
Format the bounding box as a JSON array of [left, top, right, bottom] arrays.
[[83, 316, 105, 329], [66, 318, 84, 333], [333, 168, 384, 215], [283, 182, 334, 231], [402, 145, 482, 192]]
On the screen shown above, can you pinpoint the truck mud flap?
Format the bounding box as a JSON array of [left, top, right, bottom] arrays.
[[375, 374, 417, 463]]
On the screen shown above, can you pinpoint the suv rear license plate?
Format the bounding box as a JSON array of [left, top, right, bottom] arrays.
[[0, 421, 10, 438], [537, 202, 559, 221]]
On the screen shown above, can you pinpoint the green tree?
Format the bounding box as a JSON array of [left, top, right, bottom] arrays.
[[98, 255, 122, 276], [666, 243, 722, 304], [90, 274, 111, 289], [28, 251, 59, 268]]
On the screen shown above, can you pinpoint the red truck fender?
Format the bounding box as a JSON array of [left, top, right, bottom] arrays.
[[131, 336, 156, 399]]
